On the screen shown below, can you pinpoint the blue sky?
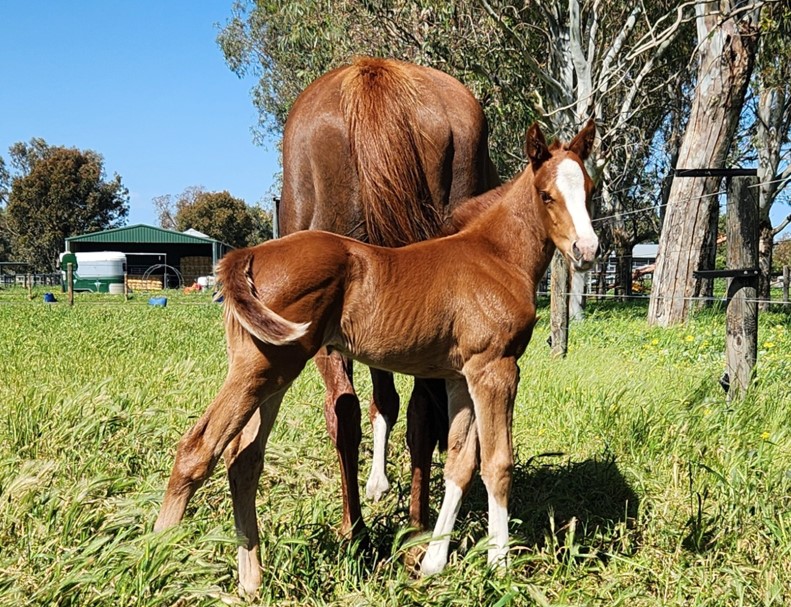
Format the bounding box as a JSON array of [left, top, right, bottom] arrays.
[[0, 1, 279, 226], [1, 3, 788, 238]]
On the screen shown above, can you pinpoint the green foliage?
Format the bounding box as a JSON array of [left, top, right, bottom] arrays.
[[248, 204, 274, 244], [154, 187, 270, 248], [218, 0, 544, 177], [3, 140, 129, 271], [0, 291, 789, 605], [758, 3, 791, 87], [775, 236, 791, 269], [174, 190, 254, 248]]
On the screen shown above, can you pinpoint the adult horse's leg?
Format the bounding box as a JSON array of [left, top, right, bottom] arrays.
[[420, 378, 478, 575], [406, 378, 447, 530], [365, 369, 400, 501], [314, 347, 365, 537], [223, 388, 288, 596]]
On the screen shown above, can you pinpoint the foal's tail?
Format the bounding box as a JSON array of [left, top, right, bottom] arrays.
[[217, 249, 310, 346], [340, 57, 441, 247]]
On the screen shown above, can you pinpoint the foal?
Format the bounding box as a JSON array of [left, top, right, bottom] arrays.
[[154, 120, 598, 592]]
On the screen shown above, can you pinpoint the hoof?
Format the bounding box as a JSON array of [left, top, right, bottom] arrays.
[[365, 473, 390, 502], [420, 545, 448, 577]]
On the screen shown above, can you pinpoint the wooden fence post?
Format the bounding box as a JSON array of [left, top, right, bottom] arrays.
[[67, 263, 74, 307], [550, 251, 570, 357], [784, 266, 789, 304], [725, 176, 758, 400]]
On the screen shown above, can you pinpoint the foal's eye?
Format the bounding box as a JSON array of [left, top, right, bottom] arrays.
[[540, 191, 552, 204]]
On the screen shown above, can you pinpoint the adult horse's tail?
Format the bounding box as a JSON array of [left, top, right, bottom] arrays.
[[217, 248, 310, 346], [341, 58, 441, 247]]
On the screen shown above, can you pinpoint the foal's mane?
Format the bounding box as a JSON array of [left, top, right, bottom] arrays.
[[441, 180, 516, 235]]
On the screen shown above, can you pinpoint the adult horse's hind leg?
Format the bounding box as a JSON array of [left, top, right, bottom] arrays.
[[223, 388, 287, 596], [406, 378, 448, 530], [314, 348, 365, 537], [365, 369, 400, 502], [420, 379, 478, 575]]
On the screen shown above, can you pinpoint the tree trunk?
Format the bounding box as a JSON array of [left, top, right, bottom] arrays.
[[757, 221, 773, 310], [648, 2, 760, 326], [569, 270, 586, 320], [692, 200, 719, 308]]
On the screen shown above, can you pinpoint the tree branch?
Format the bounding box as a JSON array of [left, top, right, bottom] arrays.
[[478, 0, 568, 98], [773, 213, 791, 236]]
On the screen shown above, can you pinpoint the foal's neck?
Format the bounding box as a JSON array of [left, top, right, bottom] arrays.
[[465, 171, 556, 287]]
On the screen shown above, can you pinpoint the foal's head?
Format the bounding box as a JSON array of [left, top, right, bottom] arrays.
[[525, 120, 599, 271]]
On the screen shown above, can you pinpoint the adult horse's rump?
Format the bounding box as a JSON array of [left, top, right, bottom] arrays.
[[278, 57, 500, 536]]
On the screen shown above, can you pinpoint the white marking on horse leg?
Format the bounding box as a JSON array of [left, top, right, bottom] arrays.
[[237, 545, 261, 597], [421, 480, 464, 576], [486, 492, 509, 569], [365, 412, 391, 501]]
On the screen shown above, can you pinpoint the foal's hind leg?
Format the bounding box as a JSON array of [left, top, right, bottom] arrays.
[[314, 348, 364, 537], [155, 349, 294, 533], [365, 369, 399, 502], [466, 357, 518, 568], [223, 388, 287, 596]]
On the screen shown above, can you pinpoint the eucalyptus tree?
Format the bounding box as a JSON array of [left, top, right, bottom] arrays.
[[752, 4, 791, 308], [648, 1, 764, 327], [475, 0, 697, 316]]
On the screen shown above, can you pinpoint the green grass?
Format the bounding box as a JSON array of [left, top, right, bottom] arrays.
[[1, 287, 789, 606]]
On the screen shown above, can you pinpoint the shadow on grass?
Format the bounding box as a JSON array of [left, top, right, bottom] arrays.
[[253, 453, 639, 591], [458, 452, 639, 564]]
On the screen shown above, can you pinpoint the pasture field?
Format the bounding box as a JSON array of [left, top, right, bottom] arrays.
[[0, 288, 789, 606]]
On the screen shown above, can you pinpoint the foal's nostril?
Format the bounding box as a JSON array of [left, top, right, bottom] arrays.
[[572, 241, 582, 259]]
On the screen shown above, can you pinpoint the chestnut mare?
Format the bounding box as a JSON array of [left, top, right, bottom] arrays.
[[278, 57, 499, 537], [155, 120, 598, 592]]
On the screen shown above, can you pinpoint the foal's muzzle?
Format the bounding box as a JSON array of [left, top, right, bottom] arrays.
[[571, 237, 599, 271]]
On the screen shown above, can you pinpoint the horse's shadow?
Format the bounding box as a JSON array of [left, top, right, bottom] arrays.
[[455, 452, 640, 564], [285, 452, 639, 575]]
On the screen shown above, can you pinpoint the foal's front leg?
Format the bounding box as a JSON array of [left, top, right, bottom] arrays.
[[466, 357, 518, 568], [155, 359, 274, 533]]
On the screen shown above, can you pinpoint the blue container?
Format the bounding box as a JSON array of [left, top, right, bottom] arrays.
[[148, 296, 168, 307], [43, 292, 57, 303]]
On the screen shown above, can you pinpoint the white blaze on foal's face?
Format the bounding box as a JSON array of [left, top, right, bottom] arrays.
[[554, 158, 598, 268]]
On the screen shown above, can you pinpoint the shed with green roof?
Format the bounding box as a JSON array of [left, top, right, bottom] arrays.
[[64, 224, 233, 289]]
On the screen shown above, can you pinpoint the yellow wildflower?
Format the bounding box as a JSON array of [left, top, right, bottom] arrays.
[[685, 335, 694, 343], [761, 431, 770, 441]]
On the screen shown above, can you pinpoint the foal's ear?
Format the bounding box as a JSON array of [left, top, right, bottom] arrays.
[[567, 118, 596, 160], [525, 123, 551, 169]]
